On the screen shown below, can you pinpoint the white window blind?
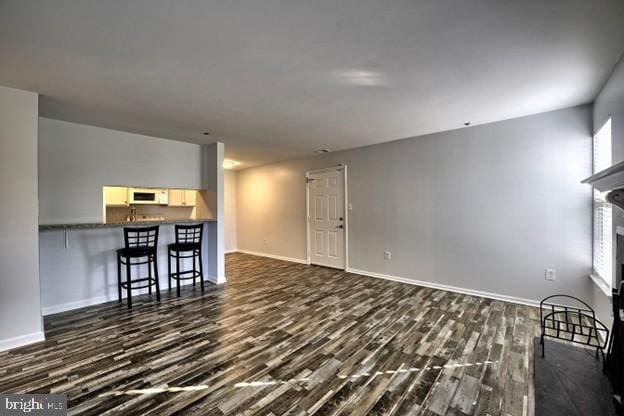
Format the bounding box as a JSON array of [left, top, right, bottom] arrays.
[[593, 118, 612, 286]]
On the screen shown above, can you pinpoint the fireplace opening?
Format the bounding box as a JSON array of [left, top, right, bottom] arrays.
[[605, 233, 624, 414]]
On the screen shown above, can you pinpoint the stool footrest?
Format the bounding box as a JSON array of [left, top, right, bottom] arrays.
[[120, 277, 158, 290], [170, 270, 202, 281]]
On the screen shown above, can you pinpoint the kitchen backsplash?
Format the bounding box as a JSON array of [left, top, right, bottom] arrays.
[[105, 205, 196, 223]]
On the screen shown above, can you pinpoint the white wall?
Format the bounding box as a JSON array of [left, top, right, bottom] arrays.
[[224, 170, 238, 252], [39, 118, 205, 224], [592, 55, 624, 322], [0, 86, 43, 351], [237, 106, 593, 304]]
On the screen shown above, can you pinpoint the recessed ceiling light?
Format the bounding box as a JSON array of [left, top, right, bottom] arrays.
[[333, 70, 388, 86], [464, 122, 471, 126], [314, 149, 330, 155], [222, 159, 240, 170]]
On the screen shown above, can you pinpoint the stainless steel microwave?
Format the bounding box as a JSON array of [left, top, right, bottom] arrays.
[[128, 188, 169, 205]]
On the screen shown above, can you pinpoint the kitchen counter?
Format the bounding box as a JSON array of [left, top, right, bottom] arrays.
[[39, 218, 216, 231], [39, 218, 220, 314]]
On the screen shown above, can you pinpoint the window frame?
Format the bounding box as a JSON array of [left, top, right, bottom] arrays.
[[592, 117, 613, 290]]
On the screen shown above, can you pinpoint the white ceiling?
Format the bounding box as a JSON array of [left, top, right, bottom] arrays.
[[1, 1, 623, 169]]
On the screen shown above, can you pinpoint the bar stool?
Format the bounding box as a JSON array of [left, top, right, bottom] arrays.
[[168, 223, 204, 297], [117, 225, 160, 310]]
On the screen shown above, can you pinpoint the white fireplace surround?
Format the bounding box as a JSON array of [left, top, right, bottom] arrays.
[[583, 164, 624, 297], [590, 226, 624, 297]]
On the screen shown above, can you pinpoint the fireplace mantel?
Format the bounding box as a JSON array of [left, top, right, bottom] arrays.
[[582, 160, 624, 192], [583, 161, 624, 212]]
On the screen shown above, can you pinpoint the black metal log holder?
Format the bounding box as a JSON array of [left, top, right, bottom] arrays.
[[539, 294, 609, 360]]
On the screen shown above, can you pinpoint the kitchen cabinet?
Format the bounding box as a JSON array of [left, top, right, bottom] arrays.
[[168, 189, 184, 206], [104, 186, 128, 206], [168, 189, 197, 207], [184, 190, 197, 206]]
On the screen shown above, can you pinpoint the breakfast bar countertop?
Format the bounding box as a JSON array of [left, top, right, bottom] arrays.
[[39, 218, 217, 231]]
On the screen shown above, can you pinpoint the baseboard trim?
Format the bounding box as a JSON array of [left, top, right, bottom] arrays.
[[0, 331, 45, 352], [42, 279, 218, 315], [42, 296, 114, 315], [233, 251, 537, 306], [205, 274, 224, 284], [346, 267, 540, 308], [224, 249, 238, 254], [236, 249, 309, 265]]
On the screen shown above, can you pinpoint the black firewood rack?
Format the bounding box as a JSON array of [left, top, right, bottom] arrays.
[[540, 294, 609, 359]]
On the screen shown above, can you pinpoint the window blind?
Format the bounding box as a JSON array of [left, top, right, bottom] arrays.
[[593, 118, 612, 286]]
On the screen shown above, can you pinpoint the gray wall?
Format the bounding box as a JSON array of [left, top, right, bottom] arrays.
[[237, 106, 593, 303], [224, 170, 238, 252], [0, 86, 43, 350], [39, 118, 205, 224], [201, 143, 225, 282], [596, 57, 624, 166], [594, 55, 624, 248], [592, 55, 624, 322]]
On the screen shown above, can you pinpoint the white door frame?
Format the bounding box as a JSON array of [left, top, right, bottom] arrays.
[[305, 164, 349, 270]]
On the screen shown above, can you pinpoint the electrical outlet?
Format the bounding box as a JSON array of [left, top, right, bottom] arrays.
[[263, 238, 268, 246], [384, 251, 391, 260], [348, 203, 353, 211], [545, 268, 556, 281]]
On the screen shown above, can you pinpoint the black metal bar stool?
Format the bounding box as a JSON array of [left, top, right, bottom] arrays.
[[168, 223, 204, 297], [117, 225, 160, 309]]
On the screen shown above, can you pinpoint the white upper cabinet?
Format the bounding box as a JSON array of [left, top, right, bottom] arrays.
[[184, 190, 197, 207], [168, 189, 197, 207], [104, 186, 128, 206]]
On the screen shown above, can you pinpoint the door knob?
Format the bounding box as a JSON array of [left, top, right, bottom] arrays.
[[336, 225, 344, 229]]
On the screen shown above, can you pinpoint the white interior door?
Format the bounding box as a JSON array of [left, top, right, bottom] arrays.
[[307, 168, 345, 269]]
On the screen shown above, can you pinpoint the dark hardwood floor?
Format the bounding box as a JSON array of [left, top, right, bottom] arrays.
[[0, 253, 540, 415]]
